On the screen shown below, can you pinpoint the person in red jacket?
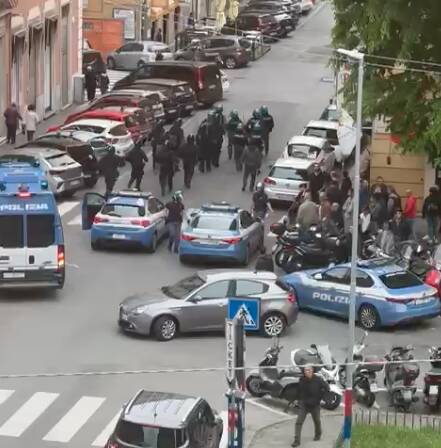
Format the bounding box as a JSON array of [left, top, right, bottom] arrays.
[[403, 189, 417, 238]]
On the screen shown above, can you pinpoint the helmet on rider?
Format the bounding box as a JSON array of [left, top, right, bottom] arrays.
[[172, 190, 183, 202], [255, 182, 264, 192]]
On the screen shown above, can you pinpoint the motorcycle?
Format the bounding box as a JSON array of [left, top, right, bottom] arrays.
[[290, 344, 342, 410], [246, 339, 302, 411], [339, 331, 383, 408], [423, 346, 441, 411], [384, 345, 420, 412]]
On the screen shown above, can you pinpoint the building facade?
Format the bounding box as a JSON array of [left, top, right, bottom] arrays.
[[0, 0, 81, 141]]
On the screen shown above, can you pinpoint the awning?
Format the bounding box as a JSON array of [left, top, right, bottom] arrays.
[[11, 14, 25, 36], [28, 6, 42, 29], [44, 0, 58, 20]]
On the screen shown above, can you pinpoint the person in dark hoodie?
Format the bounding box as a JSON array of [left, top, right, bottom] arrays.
[[99, 146, 120, 198], [126, 141, 149, 190], [179, 134, 198, 188], [3, 103, 22, 144], [241, 138, 262, 192], [309, 164, 325, 204], [423, 186, 441, 242], [156, 140, 176, 196]]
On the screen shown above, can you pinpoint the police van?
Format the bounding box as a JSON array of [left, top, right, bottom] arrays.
[[0, 162, 65, 289]]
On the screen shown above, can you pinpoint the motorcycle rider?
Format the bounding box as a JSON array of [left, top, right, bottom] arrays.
[[126, 141, 149, 190], [149, 119, 165, 171], [232, 122, 247, 171], [260, 105, 274, 156], [292, 365, 330, 447], [226, 110, 242, 160], [241, 138, 262, 192], [99, 146, 120, 198], [252, 182, 272, 219]]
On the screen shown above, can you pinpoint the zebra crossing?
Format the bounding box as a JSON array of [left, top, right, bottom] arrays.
[[89, 69, 129, 99], [0, 388, 228, 447]]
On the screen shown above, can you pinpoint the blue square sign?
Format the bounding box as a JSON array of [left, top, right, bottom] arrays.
[[228, 297, 260, 330]]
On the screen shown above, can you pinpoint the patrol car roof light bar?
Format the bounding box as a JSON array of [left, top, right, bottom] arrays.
[[17, 184, 32, 198]]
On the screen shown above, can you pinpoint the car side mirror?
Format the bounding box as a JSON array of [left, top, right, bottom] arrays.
[[190, 295, 202, 303], [314, 273, 322, 280]]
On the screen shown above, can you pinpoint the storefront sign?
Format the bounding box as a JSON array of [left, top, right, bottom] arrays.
[[113, 8, 135, 40]]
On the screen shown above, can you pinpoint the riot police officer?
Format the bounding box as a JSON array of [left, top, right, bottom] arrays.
[[212, 105, 225, 167], [226, 110, 242, 160], [232, 122, 247, 171], [196, 111, 217, 173], [126, 141, 148, 190], [245, 108, 262, 134], [149, 119, 165, 171], [260, 105, 274, 156], [99, 146, 120, 198]]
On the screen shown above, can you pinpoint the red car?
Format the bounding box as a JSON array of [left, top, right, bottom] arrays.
[[48, 107, 152, 144]]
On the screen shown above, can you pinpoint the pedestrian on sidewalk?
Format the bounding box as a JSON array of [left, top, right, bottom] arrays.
[[3, 103, 22, 144], [85, 66, 97, 102], [155, 28, 163, 42], [24, 104, 38, 142], [292, 365, 330, 447], [165, 192, 184, 253], [423, 186, 441, 243], [403, 189, 417, 238]]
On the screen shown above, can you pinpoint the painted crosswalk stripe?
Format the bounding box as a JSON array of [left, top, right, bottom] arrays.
[[0, 392, 59, 437], [91, 412, 121, 447], [43, 396, 105, 443], [67, 214, 82, 226], [58, 201, 79, 216], [0, 390, 14, 406]]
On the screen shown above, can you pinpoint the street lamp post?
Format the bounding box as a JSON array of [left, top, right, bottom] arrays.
[[336, 48, 364, 448]]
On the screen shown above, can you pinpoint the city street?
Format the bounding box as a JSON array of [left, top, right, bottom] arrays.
[[0, 3, 440, 448]]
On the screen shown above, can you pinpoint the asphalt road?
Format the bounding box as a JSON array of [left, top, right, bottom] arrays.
[[0, 3, 440, 448]]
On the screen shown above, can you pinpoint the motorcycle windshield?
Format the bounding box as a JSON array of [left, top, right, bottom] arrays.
[[317, 345, 334, 369]]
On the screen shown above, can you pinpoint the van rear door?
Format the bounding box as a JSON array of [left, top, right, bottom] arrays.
[[0, 212, 26, 277]]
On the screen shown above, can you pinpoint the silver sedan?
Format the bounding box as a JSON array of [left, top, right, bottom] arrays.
[[118, 270, 299, 341]]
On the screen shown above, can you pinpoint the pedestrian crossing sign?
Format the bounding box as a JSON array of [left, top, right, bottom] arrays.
[[228, 297, 260, 330]]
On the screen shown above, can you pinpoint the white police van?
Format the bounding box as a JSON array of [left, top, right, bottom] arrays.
[[0, 163, 65, 289]]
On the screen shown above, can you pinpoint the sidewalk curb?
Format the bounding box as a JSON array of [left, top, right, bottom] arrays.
[[247, 417, 293, 448], [296, 1, 329, 31]]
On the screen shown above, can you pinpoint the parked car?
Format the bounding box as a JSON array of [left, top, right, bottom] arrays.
[[282, 135, 333, 164], [263, 157, 312, 204], [106, 390, 223, 448], [119, 270, 299, 340], [300, 0, 314, 13], [114, 61, 223, 106], [60, 119, 134, 159], [0, 148, 84, 196], [249, 0, 302, 17], [175, 35, 251, 69], [235, 12, 282, 42], [17, 133, 100, 188], [106, 41, 173, 70], [244, 8, 294, 37]]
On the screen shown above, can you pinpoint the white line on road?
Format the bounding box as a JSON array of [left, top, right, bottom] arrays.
[[0, 390, 14, 406], [0, 392, 59, 437], [91, 411, 120, 447], [246, 398, 293, 418], [57, 201, 79, 216], [43, 396, 106, 443]]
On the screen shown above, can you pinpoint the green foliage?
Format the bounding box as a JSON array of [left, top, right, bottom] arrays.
[[332, 0, 441, 164]]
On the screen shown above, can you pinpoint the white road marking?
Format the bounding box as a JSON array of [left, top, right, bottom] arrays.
[[43, 396, 105, 443], [91, 411, 120, 447], [246, 398, 293, 418], [58, 201, 79, 216], [0, 392, 59, 437], [0, 390, 14, 406], [67, 214, 82, 226]]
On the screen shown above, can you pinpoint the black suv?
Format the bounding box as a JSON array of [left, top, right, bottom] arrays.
[[234, 13, 282, 42], [106, 390, 223, 448]]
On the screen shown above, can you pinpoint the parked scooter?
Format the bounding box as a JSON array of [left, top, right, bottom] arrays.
[[290, 344, 342, 410], [339, 332, 383, 408], [384, 345, 420, 412], [246, 339, 302, 410], [423, 346, 441, 411]]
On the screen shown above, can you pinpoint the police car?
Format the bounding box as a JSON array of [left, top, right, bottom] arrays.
[[282, 259, 441, 330], [81, 190, 168, 252], [0, 165, 65, 289], [179, 202, 265, 265]]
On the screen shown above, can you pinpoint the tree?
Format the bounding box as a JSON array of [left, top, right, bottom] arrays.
[[332, 0, 441, 163]]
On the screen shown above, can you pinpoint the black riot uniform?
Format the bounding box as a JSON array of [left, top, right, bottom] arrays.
[[126, 142, 149, 190], [179, 135, 198, 188], [99, 147, 120, 198], [232, 123, 247, 171], [149, 120, 165, 170], [156, 141, 176, 196]]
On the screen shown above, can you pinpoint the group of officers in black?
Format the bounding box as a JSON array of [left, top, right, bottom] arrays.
[[98, 104, 274, 198]]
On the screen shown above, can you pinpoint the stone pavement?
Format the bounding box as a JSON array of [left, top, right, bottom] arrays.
[[249, 412, 343, 448]]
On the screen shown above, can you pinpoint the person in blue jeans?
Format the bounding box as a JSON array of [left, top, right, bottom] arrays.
[[165, 191, 184, 253], [423, 186, 441, 243]]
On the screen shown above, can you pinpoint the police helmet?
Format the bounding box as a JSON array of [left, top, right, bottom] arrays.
[[252, 108, 261, 119], [256, 182, 264, 192], [173, 190, 183, 202], [215, 104, 223, 113], [229, 110, 239, 119], [260, 105, 268, 116]]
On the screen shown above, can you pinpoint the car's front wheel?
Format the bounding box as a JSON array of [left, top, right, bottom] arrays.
[[358, 304, 380, 330], [153, 316, 178, 341], [261, 313, 286, 337], [224, 56, 237, 69]]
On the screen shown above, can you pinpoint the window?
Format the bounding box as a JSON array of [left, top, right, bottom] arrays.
[[197, 280, 231, 299], [164, 274, 206, 299], [109, 124, 128, 136], [240, 211, 254, 228], [115, 420, 177, 447], [119, 44, 134, 52], [380, 272, 422, 289], [269, 166, 308, 181], [148, 198, 164, 214], [46, 153, 76, 167], [191, 215, 237, 231], [132, 43, 143, 52], [239, 38, 251, 48], [0, 215, 24, 248], [236, 280, 268, 296], [287, 144, 318, 159], [65, 124, 105, 134], [322, 267, 349, 284], [27, 215, 55, 248], [101, 204, 143, 217], [356, 270, 374, 288]]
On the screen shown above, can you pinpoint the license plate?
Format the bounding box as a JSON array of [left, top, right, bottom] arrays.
[[415, 297, 432, 304], [429, 385, 439, 395], [370, 383, 378, 393], [199, 239, 220, 245], [3, 272, 25, 279], [112, 234, 127, 240]]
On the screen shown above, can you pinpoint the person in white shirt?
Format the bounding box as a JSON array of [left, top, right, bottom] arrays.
[[25, 104, 38, 141]]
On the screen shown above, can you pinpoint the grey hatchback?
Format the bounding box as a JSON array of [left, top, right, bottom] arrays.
[[106, 390, 223, 448], [118, 270, 298, 341]]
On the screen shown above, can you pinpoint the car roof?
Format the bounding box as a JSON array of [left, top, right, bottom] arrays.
[[288, 135, 327, 148], [272, 157, 314, 170], [106, 195, 147, 207], [199, 269, 278, 282], [53, 130, 100, 141], [305, 120, 339, 130], [124, 390, 200, 428], [132, 78, 188, 86], [354, 259, 407, 276], [239, 12, 271, 17], [76, 110, 129, 120], [144, 60, 218, 68], [65, 118, 122, 128], [114, 89, 160, 97]]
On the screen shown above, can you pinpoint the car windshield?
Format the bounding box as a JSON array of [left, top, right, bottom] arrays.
[[380, 271, 422, 289], [46, 153, 75, 167], [101, 204, 144, 218], [287, 144, 318, 159], [239, 38, 252, 48], [191, 215, 238, 231], [269, 166, 308, 181], [116, 420, 180, 447], [162, 274, 206, 299], [66, 124, 106, 134]]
